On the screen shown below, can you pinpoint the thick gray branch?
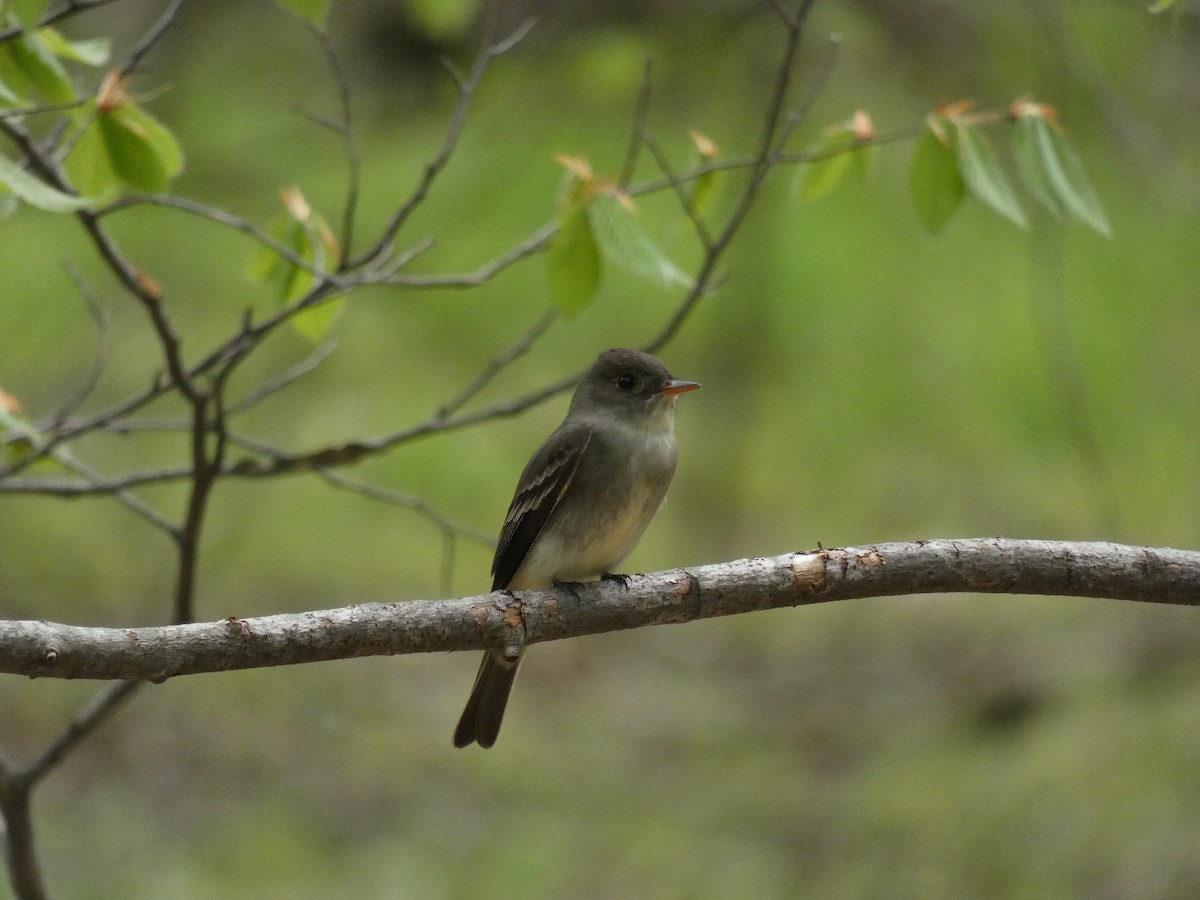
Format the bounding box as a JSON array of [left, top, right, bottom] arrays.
[[2, 539, 1196, 681]]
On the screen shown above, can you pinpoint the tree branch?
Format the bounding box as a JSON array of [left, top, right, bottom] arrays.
[[1, 540, 1195, 681]]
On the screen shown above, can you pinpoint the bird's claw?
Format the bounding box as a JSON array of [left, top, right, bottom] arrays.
[[552, 578, 585, 600]]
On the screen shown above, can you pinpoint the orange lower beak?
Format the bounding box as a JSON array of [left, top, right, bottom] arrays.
[[660, 380, 701, 395]]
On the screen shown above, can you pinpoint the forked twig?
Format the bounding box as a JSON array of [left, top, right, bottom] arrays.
[[348, 17, 538, 269]]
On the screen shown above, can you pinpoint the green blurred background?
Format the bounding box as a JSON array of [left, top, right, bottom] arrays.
[[2, 0, 1200, 896]]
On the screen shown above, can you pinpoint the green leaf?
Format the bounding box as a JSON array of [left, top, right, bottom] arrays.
[[955, 121, 1028, 229], [249, 193, 343, 338], [685, 131, 722, 220], [1019, 114, 1112, 237], [0, 186, 19, 218], [9, 0, 50, 28], [547, 202, 602, 318], [1, 401, 40, 466], [252, 217, 314, 300], [38, 28, 111, 66], [97, 103, 184, 193], [0, 31, 75, 103], [0, 79, 22, 109], [291, 297, 345, 341], [0, 152, 91, 211], [272, 0, 331, 27], [64, 115, 122, 198], [587, 192, 692, 289], [1013, 115, 1065, 220], [799, 130, 857, 201], [909, 123, 965, 234], [689, 166, 721, 221], [122, 104, 183, 179]]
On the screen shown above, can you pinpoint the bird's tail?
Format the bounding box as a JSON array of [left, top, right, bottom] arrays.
[[453, 651, 521, 748]]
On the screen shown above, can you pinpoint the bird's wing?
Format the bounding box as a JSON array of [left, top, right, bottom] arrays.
[[491, 423, 594, 591]]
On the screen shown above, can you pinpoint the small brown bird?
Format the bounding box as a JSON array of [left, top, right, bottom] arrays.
[[453, 348, 699, 748]]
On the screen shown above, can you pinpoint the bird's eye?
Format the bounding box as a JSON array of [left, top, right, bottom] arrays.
[[615, 374, 637, 391]]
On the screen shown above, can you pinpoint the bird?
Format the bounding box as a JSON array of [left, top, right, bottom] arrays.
[[453, 348, 700, 748]]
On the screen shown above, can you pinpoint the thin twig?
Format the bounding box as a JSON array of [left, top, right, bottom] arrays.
[[1, 372, 168, 480], [225, 342, 338, 417], [347, 17, 538, 269], [647, 0, 818, 354], [98, 194, 351, 286], [0, 466, 193, 493], [0, 97, 89, 120], [55, 453, 178, 534], [318, 468, 496, 596], [2, 101, 196, 410], [309, 25, 361, 264], [120, 0, 184, 76], [380, 221, 557, 287], [0, 94, 911, 496], [0, 0, 121, 43], [436, 308, 557, 419], [317, 469, 494, 548], [23, 681, 143, 786], [617, 57, 654, 188], [48, 264, 112, 431], [637, 130, 714, 251], [773, 30, 842, 155]]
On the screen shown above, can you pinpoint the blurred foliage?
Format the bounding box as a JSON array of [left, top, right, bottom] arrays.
[[1, 0, 1200, 897]]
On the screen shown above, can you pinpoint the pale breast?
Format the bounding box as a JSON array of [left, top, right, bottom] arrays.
[[509, 425, 677, 588]]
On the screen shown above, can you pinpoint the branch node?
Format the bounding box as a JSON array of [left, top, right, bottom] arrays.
[[855, 548, 886, 568], [822, 547, 849, 578], [672, 570, 699, 600], [499, 597, 526, 661], [791, 552, 827, 595], [225, 616, 255, 639]]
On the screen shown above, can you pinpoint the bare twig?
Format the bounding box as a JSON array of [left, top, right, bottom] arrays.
[[80, 208, 199, 400], [1, 373, 168, 480], [0, 98, 89, 120], [348, 17, 538, 269], [22, 681, 142, 787], [317, 469, 494, 595], [1, 680, 141, 900], [120, 0, 184, 76], [317, 471, 492, 548], [380, 221, 557, 288], [0, 0, 121, 44], [309, 26, 362, 263], [617, 57, 654, 188], [436, 308, 558, 419], [225, 342, 338, 417], [0, 467, 192, 493], [47, 264, 112, 431], [54, 453, 177, 534], [647, 0, 818, 354], [98, 194, 350, 285], [637, 131, 715, 252], [0, 116, 196, 405]]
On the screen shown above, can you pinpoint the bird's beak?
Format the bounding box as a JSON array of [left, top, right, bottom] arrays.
[[660, 379, 701, 396]]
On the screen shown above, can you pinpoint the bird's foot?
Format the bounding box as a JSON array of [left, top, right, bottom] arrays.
[[552, 578, 585, 599]]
